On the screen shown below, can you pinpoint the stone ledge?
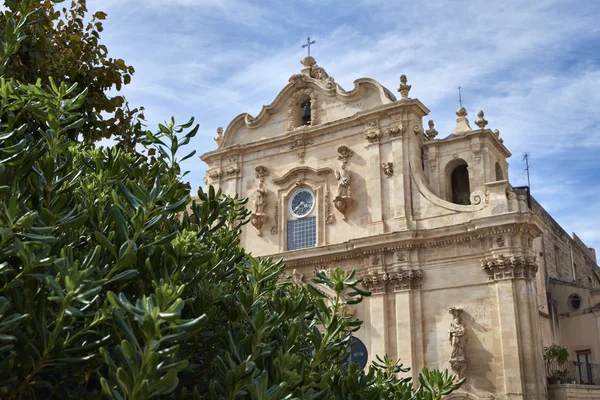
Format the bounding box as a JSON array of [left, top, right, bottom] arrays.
[[548, 383, 600, 400]]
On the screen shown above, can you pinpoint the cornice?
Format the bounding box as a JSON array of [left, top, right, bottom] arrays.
[[275, 213, 544, 268], [422, 129, 511, 158]]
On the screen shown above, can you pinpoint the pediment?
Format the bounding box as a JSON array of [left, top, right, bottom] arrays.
[[219, 60, 397, 148]]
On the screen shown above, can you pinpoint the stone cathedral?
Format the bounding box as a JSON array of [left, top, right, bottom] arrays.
[[200, 56, 600, 400]]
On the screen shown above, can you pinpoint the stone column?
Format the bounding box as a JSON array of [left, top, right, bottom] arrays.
[[483, 254, 547, 399]]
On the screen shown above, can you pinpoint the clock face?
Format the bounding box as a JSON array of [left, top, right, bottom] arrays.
[[289, 189, 315, 218]]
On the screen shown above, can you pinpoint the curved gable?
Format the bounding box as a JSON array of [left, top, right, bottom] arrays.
[[219, 58, 396, 148]]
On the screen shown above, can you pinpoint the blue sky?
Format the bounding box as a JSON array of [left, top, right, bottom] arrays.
[[88, 0, 600, 252]]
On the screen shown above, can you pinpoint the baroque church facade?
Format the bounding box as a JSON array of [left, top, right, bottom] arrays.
[[200, 56, 600, 400]]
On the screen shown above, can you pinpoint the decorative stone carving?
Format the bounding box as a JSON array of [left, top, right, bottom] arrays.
[[337, 145, 354, 162], [496, 236, 505, 247], [255, 165, 269, 179], [251, 180, 268, 236], [325, 188, 335, 225], [470, 190, 484, 205], [363, 120, 382, 143], [270, 202, 279, 235], [398, 74, 412, 100], [362, 269, 423, 293], [214, 127, 223, 147], [334, 160, 353, 220], [364, 129, 382, 143], [290, 133, 313, 164], [291, 269, 304, 285], [252, 179, 267, 213], [475, 110, 488, 129], [386, 124, 404, 138], [493, 129, 504, 143], [425, 120, 438, 139], [207, 168, 221, 181], [381, 161, 394, 178], [396, 251, 406, 262], [250, 213, 268, 236], [226, 164, 240, 176], [481, 254, 538, 281], [448, 307, 467, 377]]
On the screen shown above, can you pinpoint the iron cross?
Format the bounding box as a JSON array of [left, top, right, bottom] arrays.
[[458, 86, 463, 107], [302, 36, 316, 56]]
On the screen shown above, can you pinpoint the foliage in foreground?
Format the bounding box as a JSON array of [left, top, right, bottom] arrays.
[[0, 78, 465, 399], [0, 4, 465, 400], [0, 0, 145, 150]]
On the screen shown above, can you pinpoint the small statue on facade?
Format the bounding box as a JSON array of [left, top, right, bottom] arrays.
[[333, 160, 354, 220], [250, 180, 268, 235], [214, 127, 223, 146], [448, 307, 467, 377], [335, 161, 351, 198]]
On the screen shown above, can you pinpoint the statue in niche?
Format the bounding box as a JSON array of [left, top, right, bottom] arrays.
[[333, 160, 353, 220], [250, 180, 268, 235], [448, 307, 467, 377], [335, 161, 351, 198], [253, 180, 267, 214]]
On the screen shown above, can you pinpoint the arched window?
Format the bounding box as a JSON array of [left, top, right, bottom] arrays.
[[450, 163, 471, 205], [287, 188, 316, 250], [495, 162, 504, 181]]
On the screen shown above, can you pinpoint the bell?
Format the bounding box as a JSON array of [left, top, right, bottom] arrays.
[[301, 101, 311, 125]]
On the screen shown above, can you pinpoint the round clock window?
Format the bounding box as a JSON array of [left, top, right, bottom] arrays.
[[289, 189, 315, 218]]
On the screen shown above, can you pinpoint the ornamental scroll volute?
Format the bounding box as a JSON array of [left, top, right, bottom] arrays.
[[334, 146, 354, 220]]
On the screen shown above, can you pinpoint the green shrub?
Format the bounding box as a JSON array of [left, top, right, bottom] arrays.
[[0, 3, 464, 399]]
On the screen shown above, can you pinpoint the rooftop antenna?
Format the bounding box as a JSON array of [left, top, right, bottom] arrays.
[[523, 153, 531, 189], [302, 36, 316, 57], [458, 86, 463, 107]]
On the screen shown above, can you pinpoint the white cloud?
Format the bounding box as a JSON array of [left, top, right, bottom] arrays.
[[86, 0, 600, 250]]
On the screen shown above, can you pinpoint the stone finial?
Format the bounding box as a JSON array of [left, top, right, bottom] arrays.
[[425, 120, 438, 139], [214, 127, 223, 146], [452, 107, 472, 134], [398, 74, 412, 100], [301, 56, 317, 68], [475, 110, 488, 129]]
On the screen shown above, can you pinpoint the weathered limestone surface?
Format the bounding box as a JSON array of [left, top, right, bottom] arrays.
[[199, 57, 598, 399]]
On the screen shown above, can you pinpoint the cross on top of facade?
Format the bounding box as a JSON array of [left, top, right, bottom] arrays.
[[302, 36, 316, 57], [458, 86, 463, 107]]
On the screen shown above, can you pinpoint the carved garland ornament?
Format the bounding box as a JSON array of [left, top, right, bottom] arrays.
[[362, 269, 423, 294], [481, 254, 538, 281], [363, 119, 382, 143]]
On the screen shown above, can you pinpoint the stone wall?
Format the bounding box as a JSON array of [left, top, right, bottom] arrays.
[[548, 384, 600, 399]]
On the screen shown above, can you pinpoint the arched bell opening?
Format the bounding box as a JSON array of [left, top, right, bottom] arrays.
[[495, 162, 504, 181], [446, 159, 471, 205]]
